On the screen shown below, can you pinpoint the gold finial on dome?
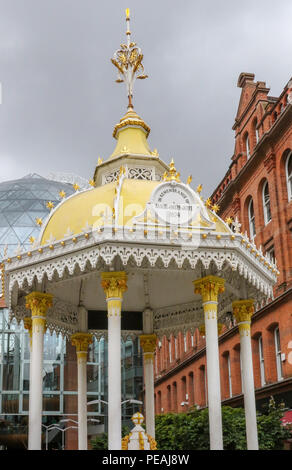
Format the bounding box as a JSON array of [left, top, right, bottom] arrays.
[[111, 8, 148, 109], [163, 159, 181, 182]]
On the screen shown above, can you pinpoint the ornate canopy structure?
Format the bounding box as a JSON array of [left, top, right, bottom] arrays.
[[3, 9, 278, 451]]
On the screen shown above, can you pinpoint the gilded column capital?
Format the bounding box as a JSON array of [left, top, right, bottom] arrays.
[[193, 275, 225, 303], [71, 332, 93, 353], [101, 271, 128, 299], [23, 317, 33, 347], [232, 299, 254, 323], [140, 334, 157, 353], [140, 334, 157, 361], [25, 292, 53, 317], [199, 323, 223, 337], [232, 299, 254, 335]]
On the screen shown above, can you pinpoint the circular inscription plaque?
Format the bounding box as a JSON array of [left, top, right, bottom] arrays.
[[151, 182, 199, 225]]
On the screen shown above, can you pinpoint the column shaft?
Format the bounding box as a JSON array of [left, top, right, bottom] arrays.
[[140, 334, 157, 439], [108, 312, 122, 449], [233, 299, 258, 450], [204, 302, 223, 450], [194, 275, 225, 450], [25, 292, 53, 450], [101, 271, 127, 451], [71, 332, 93, 450]]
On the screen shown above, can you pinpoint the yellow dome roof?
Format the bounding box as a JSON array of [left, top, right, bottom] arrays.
[[40, 179, 159, 245], [110, 108, 152, 159], [40, 178, 230, 245]]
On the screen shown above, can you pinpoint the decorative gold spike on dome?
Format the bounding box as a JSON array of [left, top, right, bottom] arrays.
[[111, 8, 148, 110], [163, 159, 181, 182], [46, 201, 54, 210], [186, 175, 192, 185]]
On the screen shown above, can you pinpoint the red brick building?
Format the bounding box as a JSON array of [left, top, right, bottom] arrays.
[[154, 73, 292, 414]]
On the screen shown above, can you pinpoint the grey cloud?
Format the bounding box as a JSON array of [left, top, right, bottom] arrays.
[[0, 0, 291, 196]]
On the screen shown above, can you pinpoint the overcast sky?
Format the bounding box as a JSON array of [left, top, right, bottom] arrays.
[[0, 0, 291, 197]]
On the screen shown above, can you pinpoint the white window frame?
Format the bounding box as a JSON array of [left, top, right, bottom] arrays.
[[262, 181, 272, 225], [274, 327, 283, 381], [248, 199, 256, 239], [255, 126, 260, 144], [174, 337, 178, 359], [169, 339, 172, 363], [227, 353, 232, 398], [246, 134, 251, 159], [286, 151, 292, 201], [258, 336, 266, 386], [184, 334, 187, 353]]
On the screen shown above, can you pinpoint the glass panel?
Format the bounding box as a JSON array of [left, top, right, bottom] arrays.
[[88, 337, 99, 363], [23, 333, 30, 360], [43, 332, 63, 361], [2, 333, 21, 390], [43, 394, 60, 412], [2, 394, 19, 413], [43, 363, 61, 391], [0, 415, 28, 449], [87, 364, 99, 392], [22, 394, 29, 412], [23, 363, 30, 391], [87, 395, 101, 414], [1, 310, 17, 331]]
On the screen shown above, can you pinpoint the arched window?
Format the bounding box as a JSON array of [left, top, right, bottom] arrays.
[[255, 121, 259, 145], [286, 151, 292, 201], [245, 133, 250, 159], [262, 181, 271, 224], [248, 199, 256, 239]]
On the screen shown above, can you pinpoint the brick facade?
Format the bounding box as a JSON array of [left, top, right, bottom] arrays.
[[154, 73, 292, 414]]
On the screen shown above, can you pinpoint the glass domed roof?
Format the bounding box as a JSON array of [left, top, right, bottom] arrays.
[[0, 174, 74, 257]]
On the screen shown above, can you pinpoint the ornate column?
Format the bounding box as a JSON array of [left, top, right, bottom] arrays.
[[25, 292, 53, 450], [23, 317, 33, 440], [193, 275, 225, 450], [140, 334, 157, 438], [71, 332, 93, 450], [101, 271, 127, 450], [232, 299, 258, 450]]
